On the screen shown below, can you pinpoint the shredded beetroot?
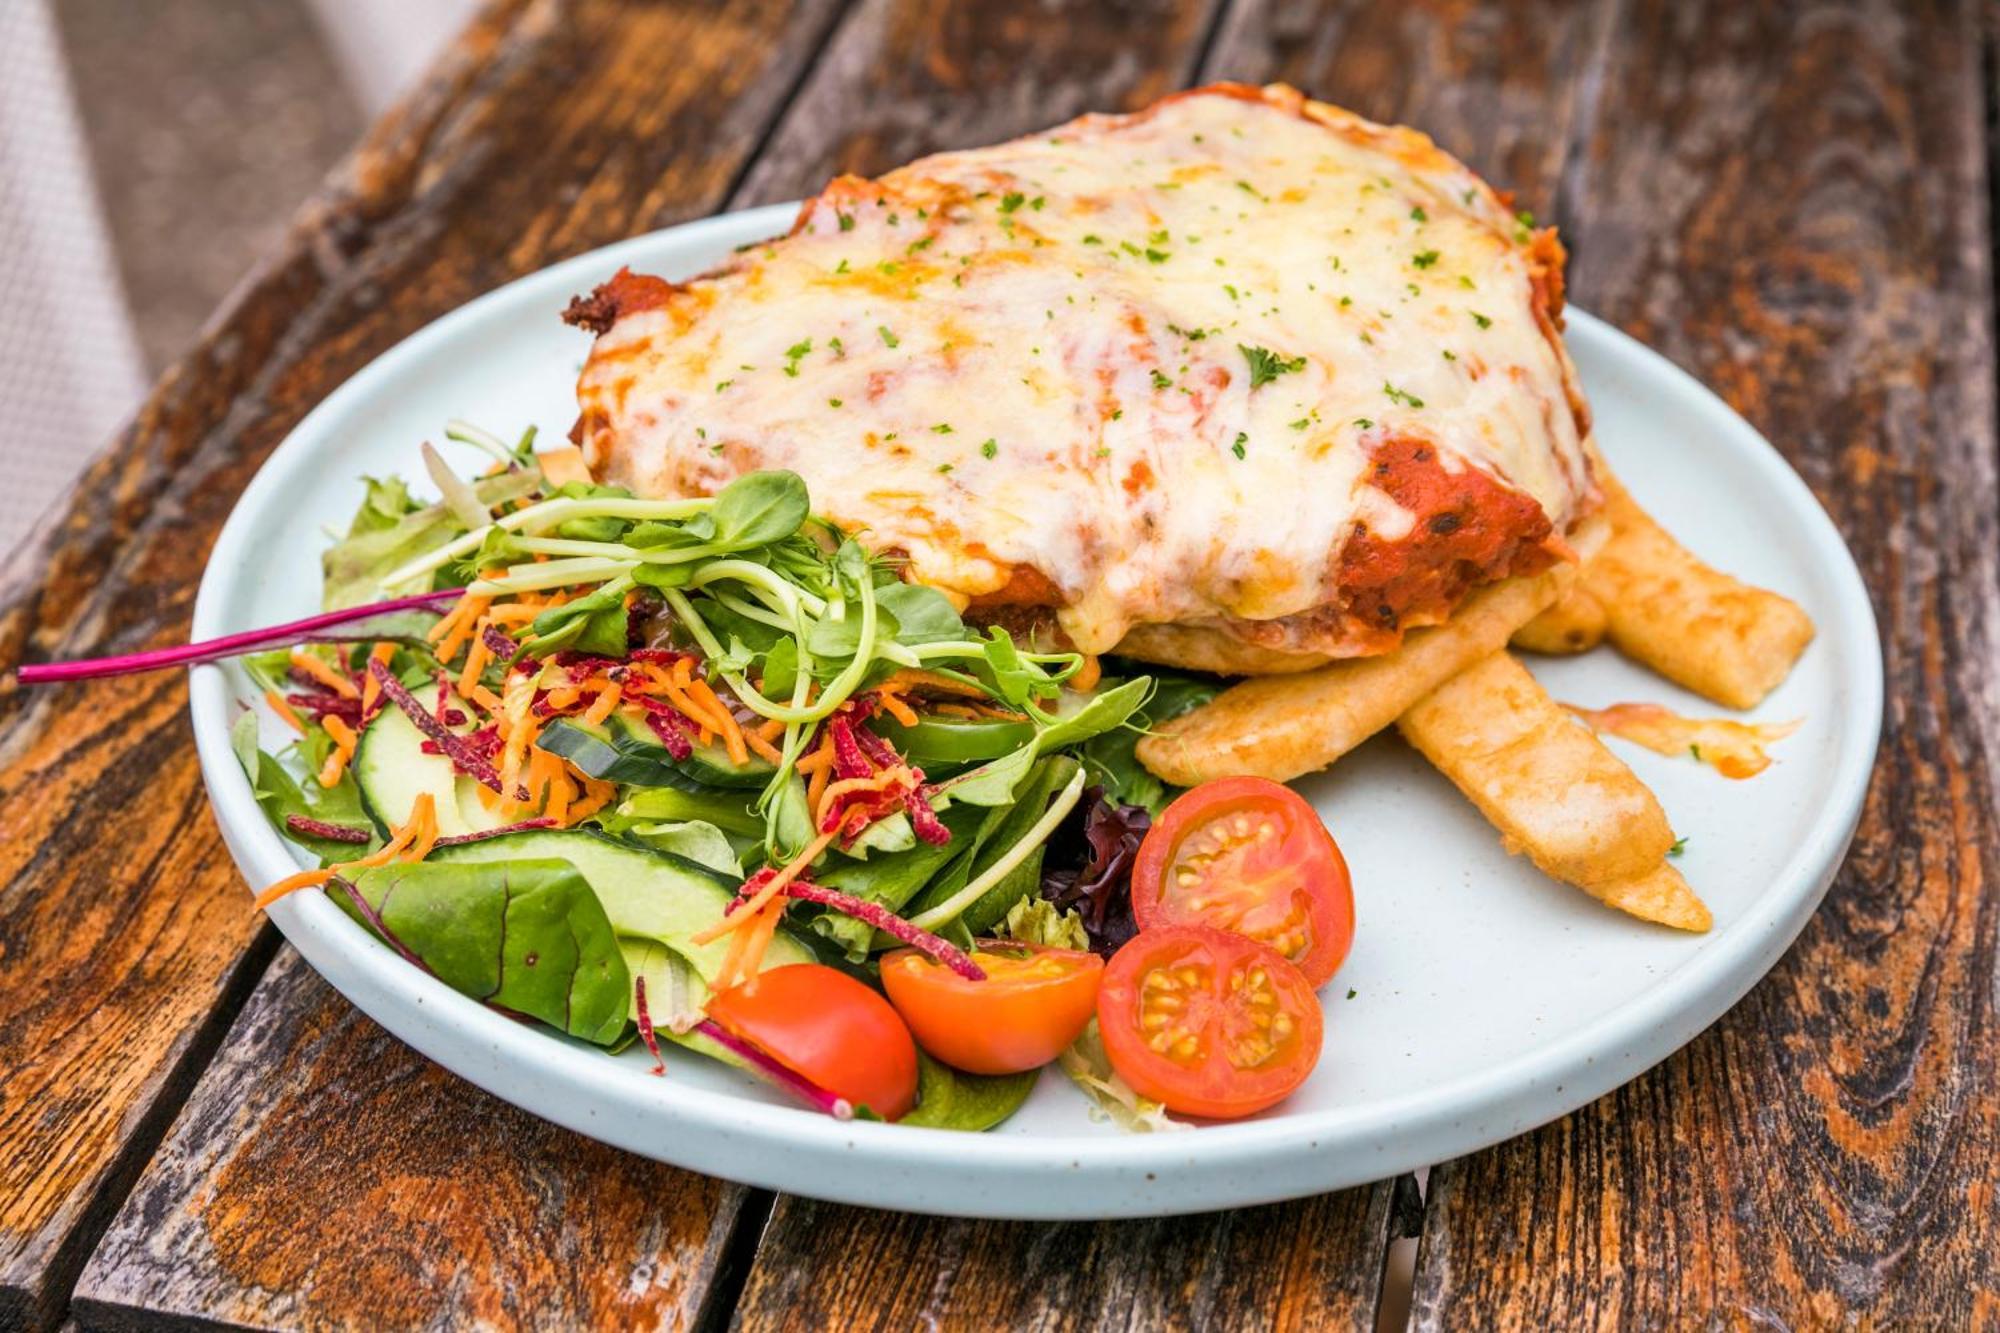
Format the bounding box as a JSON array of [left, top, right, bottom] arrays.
[[370, 660, 507, 793], [629, 648, 691, 667], [784, 881, 985, 980], [631, 696, 694, 759], [906, 787, 953, 846], [481, 624, 519, 659], [825, 715, 875, 781], [430, 817, 559, 848], [633, 976, 667, 1076], [284, 815, 371, 844], [286, 691, 363, 726], [852, 723, 902, 770], [694, 1019, 853, 1119], [15, 588, 459, 684]]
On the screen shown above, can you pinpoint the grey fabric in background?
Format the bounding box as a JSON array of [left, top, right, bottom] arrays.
[[0, 0, 147, 558], [2, 0, 472, 559]]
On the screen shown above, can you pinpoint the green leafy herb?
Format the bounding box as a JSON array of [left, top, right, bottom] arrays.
[[1239, 344, 1306, 390], [898, 1052, 1037, 1131]]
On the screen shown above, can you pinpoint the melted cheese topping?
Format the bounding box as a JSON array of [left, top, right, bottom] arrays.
[[577, 85, 1593, 653]]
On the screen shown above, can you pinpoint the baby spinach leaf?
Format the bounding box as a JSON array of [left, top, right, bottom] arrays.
[[620, 820, 742, 876], [1075, 666, 1223, 814], [1031, 677, 1150, 754], [340, 858, 630, 1045], [873, 581, 965, 645], [899, 1052, 1038, 1131], [711, 470, 810, 549], [938, 741, 1037, 807], [760, 637, 801, 699], [231, 712, 377, 862]]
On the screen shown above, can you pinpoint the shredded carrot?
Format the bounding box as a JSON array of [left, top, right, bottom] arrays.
[[317, 715, 359, 788], [876, 668, 990, 698], [253, 868, 333, 909], [483, 604, 541, 625], [688, 677, 749, 766], [731, 901, 784, 990], [690, 829, 838, 945], [470, 684, 503, 712], [873, 688, 920, 727], [426, 590, 483, 646], [361, 643, 395, 712], [543, 685, 583, 712], [264, 689, 307, 735], [433, 599, 488, 665], [755, 718, 787, 742], [254, 793, 435, 909], [455, 631, 493, 699], [291, 649, 360, 699], [567, 777, 615, 823], [743, 727, 784, 765], [545, 768, 573, 825], [581, 680, 622, 726], [817, 771, 905, 825]]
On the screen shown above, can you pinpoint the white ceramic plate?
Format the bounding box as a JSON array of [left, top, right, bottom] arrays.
[[190, 203, 1881, 1219]]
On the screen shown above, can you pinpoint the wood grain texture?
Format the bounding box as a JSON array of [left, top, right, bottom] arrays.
[[70, 948, 754, 1332], [0, 1, 842, 1325], [731, 0, 1225, 207], [732, 1177, 1419, 1333], [1413, 0, 2000, 1324], [1200, 0, 1614, 214]]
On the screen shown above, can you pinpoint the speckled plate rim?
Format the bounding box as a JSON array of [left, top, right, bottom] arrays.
[[189, 203, 1881, 1219]]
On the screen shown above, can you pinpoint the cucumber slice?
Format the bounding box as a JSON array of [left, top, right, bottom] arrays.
[[540, 714, 775, 790], [352, 682, 509, 838], [870, 712, 1035, 766], [428, 828, 811, 983]]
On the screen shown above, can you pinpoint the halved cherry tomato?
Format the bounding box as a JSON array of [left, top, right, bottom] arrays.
[[1098, 924, 1322, 1119], [706, 964, 918, 1119], [881, 942, 1103, 1075], [1131, 776, 1354, 988]]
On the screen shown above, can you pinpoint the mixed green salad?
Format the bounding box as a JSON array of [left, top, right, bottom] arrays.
[[205, 425, 1225, 1129]]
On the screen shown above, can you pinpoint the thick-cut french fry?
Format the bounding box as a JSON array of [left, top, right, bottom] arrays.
[[1510, 584, 1607, 655], [1395, 651, 1708, 931], [1137, 563, 1575, 786], [1585, 477, 1814, 709]]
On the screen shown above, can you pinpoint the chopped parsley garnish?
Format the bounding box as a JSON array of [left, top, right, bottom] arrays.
[[1442, 350, 1457, 362], [1148, 229, 1170, 245], [1231, 432, 1248, 459], [1412, 250, 1440, 269], [1168, 323, 1209, 341], [878, 326, 900, 348], [836, 210, 855, 232], [1082, 233, 1103, 245], [782, 338, 812, 377], [1223, 284, 1241, 301], [1689, 743, 1703, 761], [877, 261, 900, 276], [1235, 179, 1267, 201], [1150, 369, 1173, 390], [1145, 248, 1169, 263], [1383, 382, 1424, 408], [1095, 447, 1112, 458], [1030, 196, 1046, 211], [1347, 988, 1358, 1000], [1471, 311, 1492, 329], [998, 191, 1026, 213], [1411, 205, 1428, 222], [937, 463, 954, 474], [1668, 836, 1688, 858], [907, 236, 934, 254], [1239, 344, 1306, 390], [834, 259, 850, 274], [714, 379, 734, 393], [932, 423, 953, 434], [828, 398, 843, 408], [1353, 417, 1373, 429], [980, 439, 998, 459], [1289, 417, 1310, 431], [829, 336, 845, 356]]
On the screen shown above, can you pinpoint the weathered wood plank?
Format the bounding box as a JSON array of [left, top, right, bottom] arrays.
[[732, 1178, 1417, 1332], [1201, 0, 1613, 213], [731, 0, 1226, 207], [71, 948, 755, 1332], [1413, 0, 2000, 1324], [0, 1, 842, 1325]]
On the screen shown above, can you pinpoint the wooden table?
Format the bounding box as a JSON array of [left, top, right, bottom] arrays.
[[2, 0, 1992, 1326]]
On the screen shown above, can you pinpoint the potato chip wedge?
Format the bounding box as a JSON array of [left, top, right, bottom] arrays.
[[1585, 475, 1814, 709], [1136, 563, 1575, 786], [1396, 651, 1708, 930], [1510, 584, 1607, 655]]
